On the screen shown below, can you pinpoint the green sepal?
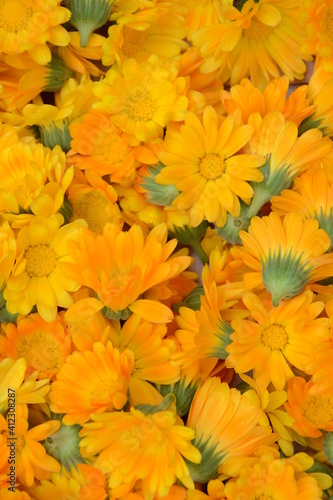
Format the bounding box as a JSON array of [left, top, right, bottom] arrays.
[[0, 289, 18, 324], [59, 198, 73, 225], [141, 163, 180, 206], [42, 413, 86, 472], [135, 393, 176, 415], [315, 209, 333, 252], [44, 56, 74, 93], [39, 119, 72, 153], [324, 433, 333, 465], [185, 434, 226, 483], [169, 221, 209, 264], [307, 459, 333, 490], [172, 286, 204, 312], [101, 305, 132, 320], [154, 379, 198, 417], [208, 319, 233, 360], [262, 247, 311, 306], [298, 115, 325, 136], [65, 0, 114, 47], [216, 201, 251, 245]]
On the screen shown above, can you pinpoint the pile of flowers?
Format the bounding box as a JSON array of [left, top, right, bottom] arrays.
[[2, 0, 333, 498]]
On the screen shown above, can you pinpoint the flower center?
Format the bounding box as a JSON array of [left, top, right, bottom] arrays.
[[244, 17, 273, 40], [75, 191, 114, 234], [199, 154, 225, 180], [325, 7, 333, 42], [101, 133, 129, 163], [126, 89, 157, 122], [122, 26, 148, 57], [262, 324, 288, 350], [0, 0, 33, 33], [303, 395, 333, 428], [24, 244, 57, 277], [90, 379, 128, 410], [16, 333, 60, 373]]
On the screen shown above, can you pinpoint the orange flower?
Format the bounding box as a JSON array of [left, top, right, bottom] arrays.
[[64, 223, 192, 323]]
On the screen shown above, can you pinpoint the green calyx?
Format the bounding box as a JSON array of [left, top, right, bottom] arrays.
[[298, 115, 325, 136], [0, 288, 18, 324], [39, 119, 72, 153], [172, 286, 204, 312], [170, 221, 209, 264], [42, 414, 86, 472], [44, 56, 74, 93], [185, 434, 226, 483], [209, 319, 233, 360], [59, 198, 73, 225], [135, 394, 176, 415], [216, 201, 252, 245], [101, 305, 132, 320], [65, 0, 114, 47], [315, 209, 333, 252], [262, 248, 311, 306], [141, 163, 180, 206], [154, 379, 199, 417]]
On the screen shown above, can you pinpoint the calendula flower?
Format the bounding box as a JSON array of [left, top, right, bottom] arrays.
[[4, 215, 85, 322], [193, 0, 308, 88], [0, 358, 50, 413], [224, 451, 325, 499], [305, 64, 333, 137], [56, 31, 105, 77], [184, 0, 230, 42], [79, 400, 201, 499], [26, 464, 107, 500], [226, 290, 330, 390], [271, 168, 333, 249], [286, 377, 333, 438], [236, 212, 333, 305], [0, 0, 70, 63], [303, 340, 333, 393], [64, 222, 192, 323], [0, 139, 73, 225], [68, 169, 122, 234], [0, 404, 60, 487], [0, 54, 73, 111], [0, 313, 70, 380], [93, 55, 188, 144], [300, 0, 333, 71], [102, 1, 188, 65], [186, 377, 276, 482], [221, 76, 314, 126], [156, 107, 266, 227], [50, 341, 134, 424], [69, 110, 158, 182]]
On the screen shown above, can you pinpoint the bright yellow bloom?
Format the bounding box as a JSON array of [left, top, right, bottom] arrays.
[[64, 223, 192, 323], [224, 451, 325, 499], [69, 110, 158, 182], [50, 341, 134, 424], [4, 215, 85, 322], [93, 55, 188, 144], [184, 0, 229, 42], [221, 76, 314, 126], [156, 107, 266, 227], [80, 404, 201, 499], [303, 340, 333, 393], [236, 212, 333, 304], [0, 313, 70, 380], [186, 377, 276, 482], [68, 169, 122, 234], [0, 138, 73, 225], [102, 0, 188, 65], [286, 377, 333, 438], [226, 290, 330, 390], [25, 464, 107, 500], [192, 0, 309, 88], [0, 358, 50, 413], [300, 0, 333, 71], [0, 0, 70, 64], [0, 404, 60, 487]]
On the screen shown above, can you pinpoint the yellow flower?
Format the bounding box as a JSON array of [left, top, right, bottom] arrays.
[[50, 341, 134, 424], [102, 0, 188, 65], [63, 222, 192, 323], [79, 403, 201, 499], [69, 110, 158, 182], [224, 451, 325, 499], [183, 0, 228, 42], [56, 31, 106, 77], [226, 290, 330, 391], [186, 377, 276, 482], [193, 0, 308, 88], [156, 107, 266, 227], [0, 0, 70, 64], [306, 64, 333, 136], [237, 212, 333, 304], [0, 313, 70, 380], [303, 340, 333, 393], [4, 215, 85, 322], [93, 55, 188, 144], [1, 404, 60, 487]]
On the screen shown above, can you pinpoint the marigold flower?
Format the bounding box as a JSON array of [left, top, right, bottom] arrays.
[[0, 0, 70, 64], [0, 313, 70, 380], [93, 55, 188, 144], [156, 107, 266, 227], [79, 403, 201, 499], [64, 222, 192, 323], [236, 212, 333, 305], [4, 215, 85, 322]]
